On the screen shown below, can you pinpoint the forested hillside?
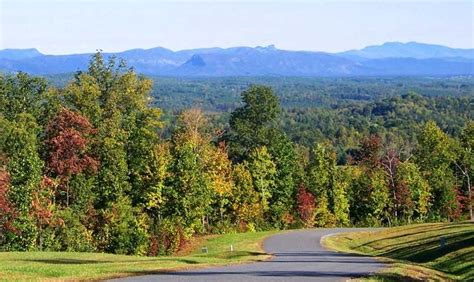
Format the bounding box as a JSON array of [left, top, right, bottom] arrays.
[[148, 76, 474, 111], [281, 94, 473, 155], [47, 74, 474, 112], [0, 54, 472, 256]]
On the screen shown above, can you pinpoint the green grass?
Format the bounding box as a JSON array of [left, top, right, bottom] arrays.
[[0, 230, 278, 281], [322, 222, 474, 281]]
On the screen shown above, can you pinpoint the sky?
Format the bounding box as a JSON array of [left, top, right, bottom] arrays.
[[0, 0, 472, 55]]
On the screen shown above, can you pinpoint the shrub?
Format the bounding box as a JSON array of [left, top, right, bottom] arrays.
[[103, 197, 150, 255], [314, 196, 336, 227], [149, 218, 191, 256], [5, 215, 38, 251], [55, 208, 96, 252]]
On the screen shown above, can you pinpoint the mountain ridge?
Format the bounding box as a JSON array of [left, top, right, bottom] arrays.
[[1, 42, 473, 76], [340, 41, 474, 59]]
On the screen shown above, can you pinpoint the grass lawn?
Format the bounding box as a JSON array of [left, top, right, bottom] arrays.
[[0, 230, 278, 281], [322, 222, 474, 281]]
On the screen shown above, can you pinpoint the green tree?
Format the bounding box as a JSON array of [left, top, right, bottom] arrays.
[[226, 85, 280, 161], [2, 115, 43, 213], [455, 121, 473, 221], [64, 73, 103, 126], [267, 133, 298, 227], [348, 165, 389, 225], [140, 143, 171, 215], [205, 143, 233, 227], [103, 196, 149, 255], [66, 53, 158, 211], [332, 167, 350, 226], [416, 121, 458, 219], [0, 114, 43, 250], [231, 164, 261, 231], [0, 73, 48, 121], [127, 108, 164, 209], [307, 144, 333, 197], [96, 125, 130, 207], [165, 109, 214, 233], [369, 168, 390, 224], [244, 146, 276, 217], [396, 162, 431, 221], [307, 144, 337, 226]]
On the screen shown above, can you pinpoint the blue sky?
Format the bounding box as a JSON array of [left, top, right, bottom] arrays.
[[0, 0, 472, 54]]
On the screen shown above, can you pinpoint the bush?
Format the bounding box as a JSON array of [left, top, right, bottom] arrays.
[[209, 219, 236, 234], [149, 218, 191, 256], [2, 215, 37, 251], [314, 196, 336, 227], [37, 226, 61, 251], [55, 208, 96, 252], [102, 197, 150, 255]]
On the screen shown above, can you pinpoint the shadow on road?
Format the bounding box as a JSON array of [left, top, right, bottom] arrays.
[[126, 270, 371, 278]]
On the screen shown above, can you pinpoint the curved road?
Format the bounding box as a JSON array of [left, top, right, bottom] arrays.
[[111, 228, 385, 282]]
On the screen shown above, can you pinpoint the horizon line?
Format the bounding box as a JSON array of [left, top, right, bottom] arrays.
[[2, 41, 473, 56]]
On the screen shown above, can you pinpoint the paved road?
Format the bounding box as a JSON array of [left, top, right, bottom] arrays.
[[111, 228, 385, 282]]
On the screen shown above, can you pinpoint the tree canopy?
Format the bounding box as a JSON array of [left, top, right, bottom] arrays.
[[0, 54, 472, 254]]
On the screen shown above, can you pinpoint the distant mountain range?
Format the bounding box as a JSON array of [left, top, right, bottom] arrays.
[[0, 42, 473, 76], [340, 42, 474, 59]]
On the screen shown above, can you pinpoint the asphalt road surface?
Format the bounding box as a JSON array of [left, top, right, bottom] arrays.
[[110, 228, 385, 282]]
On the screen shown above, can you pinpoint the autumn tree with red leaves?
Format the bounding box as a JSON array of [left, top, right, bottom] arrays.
[[0, 167, 16, 238], [45, 108, 99, 207], [297, 184, 315, 227], [353, 135, 383, 169]]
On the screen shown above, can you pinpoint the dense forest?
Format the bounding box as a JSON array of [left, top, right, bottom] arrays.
[[47, 74, 474, 111], [0, 54, 472, 256]]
